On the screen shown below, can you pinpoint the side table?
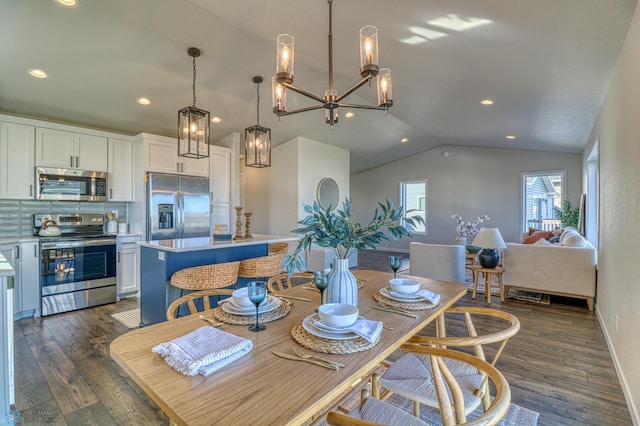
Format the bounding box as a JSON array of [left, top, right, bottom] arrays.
[[471, 265, 505, 304]]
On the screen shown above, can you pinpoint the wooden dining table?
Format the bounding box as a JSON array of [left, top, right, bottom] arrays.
[[110, 269, 467, 426]]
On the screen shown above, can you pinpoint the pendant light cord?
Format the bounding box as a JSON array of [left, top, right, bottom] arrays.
[[256, 82, 261, 126], [192, 56, 197, 108]]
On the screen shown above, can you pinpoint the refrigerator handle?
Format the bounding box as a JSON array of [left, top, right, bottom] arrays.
[[177, 190, 183, 239]]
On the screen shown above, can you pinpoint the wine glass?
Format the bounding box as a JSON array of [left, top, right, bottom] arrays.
[[313, 271, 329, 304], [247, 281, 267, 332], [389, 256, 402, 279]]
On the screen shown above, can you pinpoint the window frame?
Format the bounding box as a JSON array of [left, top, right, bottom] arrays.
[[399, 179, 427, 235], [521, 170, 566, 232]]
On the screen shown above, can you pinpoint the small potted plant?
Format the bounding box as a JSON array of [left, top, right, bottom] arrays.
[[284, 199, 424, 306]]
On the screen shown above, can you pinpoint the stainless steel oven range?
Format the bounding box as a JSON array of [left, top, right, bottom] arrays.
[[34, 213, 116, 316]]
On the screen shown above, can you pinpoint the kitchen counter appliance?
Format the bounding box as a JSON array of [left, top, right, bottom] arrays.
[[34, 213, 116, 316], [36, 167, 108, 201]]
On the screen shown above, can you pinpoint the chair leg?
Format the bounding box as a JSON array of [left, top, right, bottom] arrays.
[[413, 400, 420, 417], [371, 373, 380, 399]]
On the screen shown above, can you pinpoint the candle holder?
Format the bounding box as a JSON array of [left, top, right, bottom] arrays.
[[244, 212, 253, 239], [234, 206, 244, 240]]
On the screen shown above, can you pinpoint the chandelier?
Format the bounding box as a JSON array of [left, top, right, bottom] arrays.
[[245, 76, 271, 168], [272, 0, 393, 128], [178, 47, 210, 159]]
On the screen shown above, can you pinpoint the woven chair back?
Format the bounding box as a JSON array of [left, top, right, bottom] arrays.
[[267, 272, 314, 292], [170, 261, 240, 290], [268, 242, 289, 254], [238, 250, 287, 279]]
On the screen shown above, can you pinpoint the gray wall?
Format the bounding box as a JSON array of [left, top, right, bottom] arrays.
[[350, 145, 582, 252], [588, 0, 640, 420]]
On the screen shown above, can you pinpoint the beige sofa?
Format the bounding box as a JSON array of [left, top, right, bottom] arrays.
[[502, 238, 597, 310]]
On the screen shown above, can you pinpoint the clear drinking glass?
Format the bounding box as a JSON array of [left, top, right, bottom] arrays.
[[389, 255, 402, 279], [247, 281, 267, 332], [313, 271, 329, 304]]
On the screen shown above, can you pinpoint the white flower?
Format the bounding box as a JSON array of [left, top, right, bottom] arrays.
[[451, 214, 490, 238]]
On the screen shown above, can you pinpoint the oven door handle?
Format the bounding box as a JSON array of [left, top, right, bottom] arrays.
[[41, 238, 116, 249]]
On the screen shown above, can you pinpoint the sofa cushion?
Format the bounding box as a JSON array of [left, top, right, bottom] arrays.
[[562, 231, 586, 247], [533, 237, 552, 246], [522, 230, 553, 244]]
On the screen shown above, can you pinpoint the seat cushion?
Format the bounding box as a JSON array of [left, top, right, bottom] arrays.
[[378, 353, 483, 415]]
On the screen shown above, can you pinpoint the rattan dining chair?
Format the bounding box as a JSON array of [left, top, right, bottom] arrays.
[[372, 306, 520, 418], [268, 242, 289, 254], [238, 249, 287, 281], [166, 289, 234, 320], [266, 272, 314, 293], [327, 346, 511, 426]]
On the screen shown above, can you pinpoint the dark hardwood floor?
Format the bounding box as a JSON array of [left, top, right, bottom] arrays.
[[12, 250, 632, 425]]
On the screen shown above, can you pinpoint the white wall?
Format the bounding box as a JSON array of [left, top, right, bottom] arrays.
[[588, 1, 640, 421], [350, 145, 582, 252], [244, 137, 350, 237]]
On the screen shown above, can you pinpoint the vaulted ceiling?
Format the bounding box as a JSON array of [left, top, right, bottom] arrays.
[[0, 0, 636, 173]]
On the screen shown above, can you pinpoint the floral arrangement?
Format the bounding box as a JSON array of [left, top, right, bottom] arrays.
[[451, 214, 490, 238], [283, 198, 424, 273]]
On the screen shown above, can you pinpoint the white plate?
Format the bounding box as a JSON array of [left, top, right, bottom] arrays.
[[221, 295, 281, 316], [309, 314, 354, 335], [302, 315, 358, 340], [380, 287, 429, 302]]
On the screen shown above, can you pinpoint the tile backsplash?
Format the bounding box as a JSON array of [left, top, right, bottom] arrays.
[[0, 200, 127, 238]]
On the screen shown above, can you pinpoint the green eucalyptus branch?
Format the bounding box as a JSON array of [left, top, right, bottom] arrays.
[[283, 198, 425, 274]]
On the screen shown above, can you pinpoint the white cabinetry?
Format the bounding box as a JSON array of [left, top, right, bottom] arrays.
[[0, 121, 35, 200], [210, 146, 231, 228], [18, 241, 39, 318], [117, 235, 141, 299], [143, 134, 209, 177], [36, 127, 108, 171], [108, 138, 133, 201]]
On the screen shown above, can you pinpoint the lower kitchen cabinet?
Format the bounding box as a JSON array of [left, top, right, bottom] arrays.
[[117, 235, 141, 299], [0, 241, 38, 320]]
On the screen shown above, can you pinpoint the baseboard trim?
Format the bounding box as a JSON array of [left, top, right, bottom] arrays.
[[596, 305, 639, 426]]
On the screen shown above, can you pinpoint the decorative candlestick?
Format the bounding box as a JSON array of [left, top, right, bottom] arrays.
[[234, 206, 244, 240], [244, 212, 253, 239]]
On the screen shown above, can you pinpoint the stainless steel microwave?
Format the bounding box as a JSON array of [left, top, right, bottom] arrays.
[[36, 167, 108, 201]]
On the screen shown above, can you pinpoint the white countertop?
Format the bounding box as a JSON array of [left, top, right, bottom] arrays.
[[0, 236, 39, 245], [138, 234, 298, 253], [0, 253, 15, 277]]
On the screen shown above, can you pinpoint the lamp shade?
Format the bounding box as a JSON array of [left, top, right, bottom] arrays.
[[471, 227, 507, 249]]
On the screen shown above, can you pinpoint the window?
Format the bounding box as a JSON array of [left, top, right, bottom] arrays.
[[521, 171, 565, 232], [400, 180, 426, 234]]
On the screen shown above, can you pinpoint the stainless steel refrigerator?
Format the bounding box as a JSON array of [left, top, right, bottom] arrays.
[[147, 173, 211, 240]]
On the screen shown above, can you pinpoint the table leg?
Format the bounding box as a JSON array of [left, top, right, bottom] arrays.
[[486, 272, 491, 305], [472, 270, 478, 300], [499, 272, 504, 302]]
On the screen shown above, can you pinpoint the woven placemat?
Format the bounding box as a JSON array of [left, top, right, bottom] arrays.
[[213, 300, 291, 325], [373, 291, 439, 311], [290, 322, 379, 354]]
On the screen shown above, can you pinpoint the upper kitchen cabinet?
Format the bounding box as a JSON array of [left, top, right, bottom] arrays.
[[108, 138, 133, 201], [140, 133, 209, 177], [35, 127, 108, 171], [210, 146, 231, 202], [0, 121, 35, 200]]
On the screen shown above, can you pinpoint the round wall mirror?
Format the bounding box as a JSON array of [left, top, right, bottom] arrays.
[[317, 177, 339, 211]]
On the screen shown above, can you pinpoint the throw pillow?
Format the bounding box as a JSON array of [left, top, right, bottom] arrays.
[[533, 238, 552, 246], [548, 236, 560, 244], [522, 230, 553, 244], [528, 227, 541, 235], [562, 232, 586, 248]]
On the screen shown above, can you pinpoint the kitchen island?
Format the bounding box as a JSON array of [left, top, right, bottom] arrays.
[[139, 234, 297, 326]]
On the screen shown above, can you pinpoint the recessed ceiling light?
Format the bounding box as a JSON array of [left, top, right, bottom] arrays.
[[28, 68, 48, 79], [211, 117, 221, 123], [506, 135, 516, 140], [136, 97, 151, 105], [54, 0, 78, 7], [481, 99, 494, 105], [401, 138, 408, 143], [345, 112, 354, 118]]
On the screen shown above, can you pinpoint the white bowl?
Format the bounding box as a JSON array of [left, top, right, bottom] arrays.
[[389, 278, 421, 294], [232, 287, 267, 308], [318, 303, 359, 328]]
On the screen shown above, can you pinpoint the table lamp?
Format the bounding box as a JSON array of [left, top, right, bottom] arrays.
[[472, 227, 507, 268]]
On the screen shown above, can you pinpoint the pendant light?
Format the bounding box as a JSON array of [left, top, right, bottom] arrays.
[[178, 47, 210, 159], [272, 0, 393, 128], [245, 76, 271, 168]]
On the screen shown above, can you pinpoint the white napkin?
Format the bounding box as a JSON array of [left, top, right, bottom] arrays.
[[152, 326, 253, 376], [389, 289, 441, 305], [314, 318, 383, 344]]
